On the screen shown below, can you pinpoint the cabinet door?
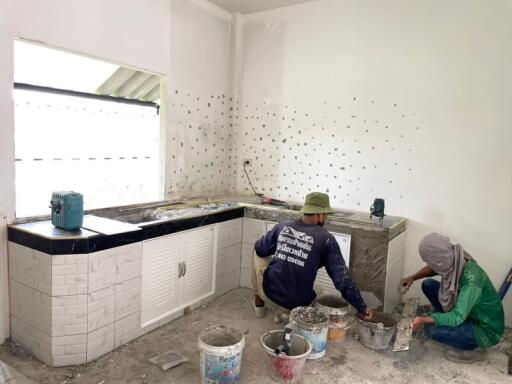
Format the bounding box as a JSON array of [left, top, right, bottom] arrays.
[[141, 234, 181, 325], [315, 232, 352, 296], [180, 226, 214, 305]]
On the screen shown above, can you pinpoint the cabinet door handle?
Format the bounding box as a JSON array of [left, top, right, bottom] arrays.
[[178, 262, 183, 278], [183, 262, 187, 277]]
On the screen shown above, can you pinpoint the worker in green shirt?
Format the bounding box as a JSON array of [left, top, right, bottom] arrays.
[[401, 233, 505, 363]]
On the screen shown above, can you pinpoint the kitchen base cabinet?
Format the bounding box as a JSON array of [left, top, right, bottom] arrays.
[[141, 226, 215, 327]]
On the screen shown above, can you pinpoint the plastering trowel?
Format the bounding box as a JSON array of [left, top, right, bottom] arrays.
[[393, 297, 419, 352]]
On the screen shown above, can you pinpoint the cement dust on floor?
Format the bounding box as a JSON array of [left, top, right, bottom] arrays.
[[0, 288, 510, 384]]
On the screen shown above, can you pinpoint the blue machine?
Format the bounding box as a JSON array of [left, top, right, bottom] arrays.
[[50, 191, 83, 231]]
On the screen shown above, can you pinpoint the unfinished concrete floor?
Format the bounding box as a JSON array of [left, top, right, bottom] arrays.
[[0, 288, 511, 384]]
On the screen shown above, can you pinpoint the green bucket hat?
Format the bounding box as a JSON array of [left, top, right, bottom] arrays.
[[299, 192, 336, 214]]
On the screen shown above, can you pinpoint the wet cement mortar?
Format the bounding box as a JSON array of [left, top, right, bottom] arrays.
[[0, 289, 510, 384]]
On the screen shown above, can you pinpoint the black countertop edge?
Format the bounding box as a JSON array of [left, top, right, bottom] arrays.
[[142, 207, 244, 240], [8, 207, 244, 255]]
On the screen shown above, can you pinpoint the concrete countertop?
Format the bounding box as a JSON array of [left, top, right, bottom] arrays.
[[9, 195, 406, 240]]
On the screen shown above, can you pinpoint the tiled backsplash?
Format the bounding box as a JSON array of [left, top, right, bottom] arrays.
[[166, 88, 237, 196], [233, 96, 423, 209]]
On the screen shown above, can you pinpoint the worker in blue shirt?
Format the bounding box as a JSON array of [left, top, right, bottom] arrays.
[[252, 192, 373, 322]]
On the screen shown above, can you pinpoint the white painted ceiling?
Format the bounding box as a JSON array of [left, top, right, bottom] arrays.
[[208, 0, 317, 14]]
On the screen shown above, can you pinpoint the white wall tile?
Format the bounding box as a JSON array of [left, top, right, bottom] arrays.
[[88, 249, 116, 293], [217, 218, 243, 249], [241, 243, 254, 270], [87, 323, 114, 363], [52, 254, 88, 296], [52, 354, 87, 367], [240, 267, 253, 289], [242, 218, 265, 244], [216, 269, 240, 297], [8, 242, 51, 295], [52, 334, 87, 367], [11, 316, 52, 366], [87, 286, 115, 332], [52, 295, 88, 336], [9, 280, 52, 335], [114, 312, 153, 348], [115, 277, 141, 321], [116, 243, 142, 283], [216, 243, 241, 276]]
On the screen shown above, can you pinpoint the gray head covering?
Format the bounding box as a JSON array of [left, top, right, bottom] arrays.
[[419, 233, 474, 312]]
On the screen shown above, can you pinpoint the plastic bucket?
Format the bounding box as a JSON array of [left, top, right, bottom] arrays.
[[314, 294, 352, 342], [260, 330, 312, 383], [355, 312, 397, 350], [289, 306, 329, 360], [198, 325, 245, 384]]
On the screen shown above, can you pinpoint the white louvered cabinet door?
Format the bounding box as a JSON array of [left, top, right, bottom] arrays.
[[141, 234, 181, 325], [179, 226, 214, 305]]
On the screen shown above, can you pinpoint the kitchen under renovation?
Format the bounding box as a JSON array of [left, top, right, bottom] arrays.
[[0, 0, 511, 383]]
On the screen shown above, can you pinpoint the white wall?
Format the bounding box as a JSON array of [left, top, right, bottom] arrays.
[[235, 0, 512, 325], [0, 0, 234, 344], [166, 0, 237, 197]]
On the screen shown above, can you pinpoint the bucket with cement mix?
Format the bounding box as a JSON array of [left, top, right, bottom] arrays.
[[289, 306, 329, 360], [261, 330, 312, 383], [314, 294, 352, 342], [198, 325, 245, 383], [355, 312, 397, 350]]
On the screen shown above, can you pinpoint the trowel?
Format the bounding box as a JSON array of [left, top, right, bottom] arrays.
[[393, 297, 419, 352]]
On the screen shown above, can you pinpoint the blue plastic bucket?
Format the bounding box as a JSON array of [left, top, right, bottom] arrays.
[[198, 325, 245, 383]]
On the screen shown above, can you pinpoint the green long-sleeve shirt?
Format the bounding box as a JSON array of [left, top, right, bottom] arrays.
[[431, 261, 505, 347]]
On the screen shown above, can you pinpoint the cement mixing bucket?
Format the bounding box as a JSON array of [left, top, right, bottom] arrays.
[[289, 306, 329, 359], [198, 325, 245, 383], [261, 330, 312, 384], [314, 294, 352, 342], [355, 312, 397, 350]]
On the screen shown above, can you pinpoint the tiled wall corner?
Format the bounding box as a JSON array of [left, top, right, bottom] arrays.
[[52, 334, 87, 367], [242, 218, 265, 244], [240, 218, 265, 288], [52, 295, 88, 336], [52, 254, 88, 296], [86, 323, 114, 363], [87, 286, 115, 333], [88, 249, 116, 293], [217, 218, 243, 249], [8, 242, 52, 295], [216, 243, 241, 277]]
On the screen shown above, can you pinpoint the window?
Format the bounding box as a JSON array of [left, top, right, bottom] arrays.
[[13, 40, 164, 217]]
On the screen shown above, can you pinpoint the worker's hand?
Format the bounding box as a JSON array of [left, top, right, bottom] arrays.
[[411, 316, 423, 331], [358, 308, 373, 321], [412, 316, 434, 331], [400, 276, 414, 291]]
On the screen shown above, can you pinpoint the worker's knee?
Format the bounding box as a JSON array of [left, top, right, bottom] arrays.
[[421, 278, 439, 295]]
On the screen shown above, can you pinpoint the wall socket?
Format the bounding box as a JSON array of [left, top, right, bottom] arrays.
[[243, 159, 252, 166]]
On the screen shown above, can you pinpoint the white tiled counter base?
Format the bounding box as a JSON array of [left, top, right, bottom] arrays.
[[8, 242, 152, 367], [215, 218, 243, 297], [240, 218, 266, 288]]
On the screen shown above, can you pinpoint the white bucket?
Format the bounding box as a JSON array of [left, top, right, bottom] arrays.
[[198, 325, 245, 384], [289, 306, 329, 360]]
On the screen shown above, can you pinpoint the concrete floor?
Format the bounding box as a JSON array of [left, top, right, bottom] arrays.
[[0, 288, 511, 384]]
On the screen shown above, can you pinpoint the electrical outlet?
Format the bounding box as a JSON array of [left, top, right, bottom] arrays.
[[243, 159, 252, 166]]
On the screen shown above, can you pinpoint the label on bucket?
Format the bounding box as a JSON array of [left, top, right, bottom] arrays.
[[201, 351, 242, 383], [293, 328, 327, 360]]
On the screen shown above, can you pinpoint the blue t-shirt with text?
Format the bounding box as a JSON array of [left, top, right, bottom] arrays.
[[255, 220, 367, 313]]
